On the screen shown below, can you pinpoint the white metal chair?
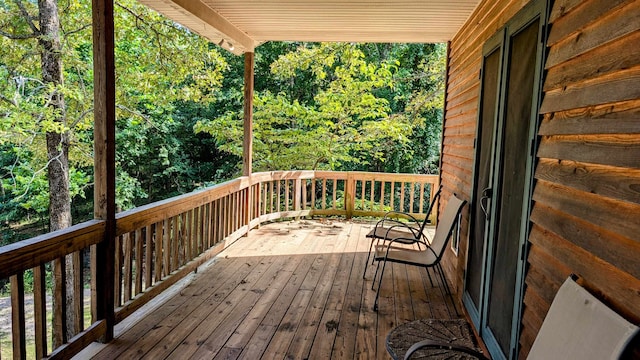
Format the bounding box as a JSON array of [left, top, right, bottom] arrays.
[[372, 193, 466, 312], [403, 275, 639, 359], [363, 185, 442, 279]]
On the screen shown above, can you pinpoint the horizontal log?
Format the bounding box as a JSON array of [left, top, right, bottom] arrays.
[[532, 180, 640, 242], [535, 159, 640, 205], [549, 0, 586, 23], [546, 0, 640, 68], [539, 99, 640, 135], [442, 143, 474, 159], [442, 122, 476, 136], [544, 31, 640, 91], [445, 111, 476, 128], [529, 224, 640, 323], [0, 220, 104, 278], [537, 134, 640, 169], [540, 66, 640, 114], [547, 0, 628, 46], [446, 82, 479, 110], [531, 202, 639, 278]]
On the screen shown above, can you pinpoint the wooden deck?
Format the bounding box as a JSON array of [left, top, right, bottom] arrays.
[[82, 220, 459, 359]]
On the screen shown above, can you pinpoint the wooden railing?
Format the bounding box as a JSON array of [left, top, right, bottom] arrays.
[[0, 171, 438, 359]]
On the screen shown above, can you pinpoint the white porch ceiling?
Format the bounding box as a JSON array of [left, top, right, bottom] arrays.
[[138, 0, 482, 55]]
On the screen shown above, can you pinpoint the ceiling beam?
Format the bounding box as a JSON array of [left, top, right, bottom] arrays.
[[168, 0, 255, 53]]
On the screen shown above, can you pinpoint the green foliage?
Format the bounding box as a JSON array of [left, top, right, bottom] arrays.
[[1, 0, 228, 222], [1, 0, 445, 241], [196, 42, 445, 174]]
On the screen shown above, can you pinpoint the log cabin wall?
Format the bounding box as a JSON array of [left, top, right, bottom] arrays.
[[521, 0, 640, 357], [442, 0, 640, 357], [440, 0, 533, 295]]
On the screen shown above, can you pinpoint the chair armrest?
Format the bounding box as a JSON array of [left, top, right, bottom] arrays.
[[404, 339, 490, 360], [382, 225, 423, 242], [382, 211, 421, 225]]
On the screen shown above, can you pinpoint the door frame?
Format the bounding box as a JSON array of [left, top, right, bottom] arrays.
[[462, 29, 505, 331], [462, 1, 550, 358]]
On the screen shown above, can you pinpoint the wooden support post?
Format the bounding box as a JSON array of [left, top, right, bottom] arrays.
[[243, 52, 254, 177], [92, 0, 116, 342], [243, 52, 254, 231], [345, 173, 355, 219]]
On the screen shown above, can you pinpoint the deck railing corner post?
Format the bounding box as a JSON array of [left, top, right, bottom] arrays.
[[345, 172, 355, 219]]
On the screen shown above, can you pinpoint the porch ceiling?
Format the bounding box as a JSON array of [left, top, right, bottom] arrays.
[[137, 0, 481, 54]]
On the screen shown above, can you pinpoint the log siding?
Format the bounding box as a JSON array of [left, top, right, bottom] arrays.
[[443, 0, 640, 357]]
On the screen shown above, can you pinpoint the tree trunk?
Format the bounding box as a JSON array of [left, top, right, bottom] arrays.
[[38, 0, 78, 345]]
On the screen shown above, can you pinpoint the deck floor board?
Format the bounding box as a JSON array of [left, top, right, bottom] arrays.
[[88, 220, 459, 360]]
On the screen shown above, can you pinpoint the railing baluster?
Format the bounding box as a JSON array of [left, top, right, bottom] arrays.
[[123, 232, 133, 303], [172, 216, 180, 271], [322, 178, 327, 209], [215, 200, 220, 246], [202, 205, 209, 252], [114, 237, 122, 307], [390, 181, 395, 211], [380, 181, 386, 211], [360, 180, 365, 210], [145, 224, 153, 289], [294, 178, 302, 214], [154, 221, 163, 283], [409, 182, 415, 214], [332, 179, 337, 209], [369, 180, 374, 211], [198, 206, 205, 258], [74, 250, 84, 332], [135, 228, 143, 295], [162, 218, 170, 278], [11, 272, 26, 359], [34, 264, 48, 358], [400, 182, 406, 213], [302, 179, 308, 210], [184, 211, 192, 262], [419, 182, 425, 213], [53, 257, 67, 345], [311, 179, 316, 209]]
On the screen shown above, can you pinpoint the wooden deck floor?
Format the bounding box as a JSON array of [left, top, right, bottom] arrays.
[[85, 220, 459, 359]]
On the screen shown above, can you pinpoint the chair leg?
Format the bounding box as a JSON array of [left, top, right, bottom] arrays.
[[425, 267, 435, 287], [373, 258, 389, 312], [372, 258, 381, 290], [435, 263, 459, 316], [363, 237, 376, 278]]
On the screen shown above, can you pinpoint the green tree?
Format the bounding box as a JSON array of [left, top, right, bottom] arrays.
[[195, 42, 445, 174], [196, 43, 406, 171]]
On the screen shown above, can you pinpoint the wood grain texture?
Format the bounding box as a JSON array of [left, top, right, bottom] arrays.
[[534, 159, 640, 205], [539, 99, 640, 135], [537, 134, 640, 169], [544, 31, 640, 92], [540, 66, 640, 113], [533, 180, 640, 243], [530, 202, 640, 278], [546, 0, 640, 68], [0, 220, 104, 279], [550, 0, 586, 22], [547, 0, 629, 45], [529, 224, 640, 322]]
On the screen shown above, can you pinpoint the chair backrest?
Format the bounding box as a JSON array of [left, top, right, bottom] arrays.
[[528, 276, 639, 359], [429, 193, 466, 261], [417, 185, 443, 234]]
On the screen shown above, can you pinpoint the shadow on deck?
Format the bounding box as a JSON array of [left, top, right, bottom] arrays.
[[78, 220, 459, 359]]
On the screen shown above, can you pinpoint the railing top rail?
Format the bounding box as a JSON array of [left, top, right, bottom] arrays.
[[0, 220, 104, 279]]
